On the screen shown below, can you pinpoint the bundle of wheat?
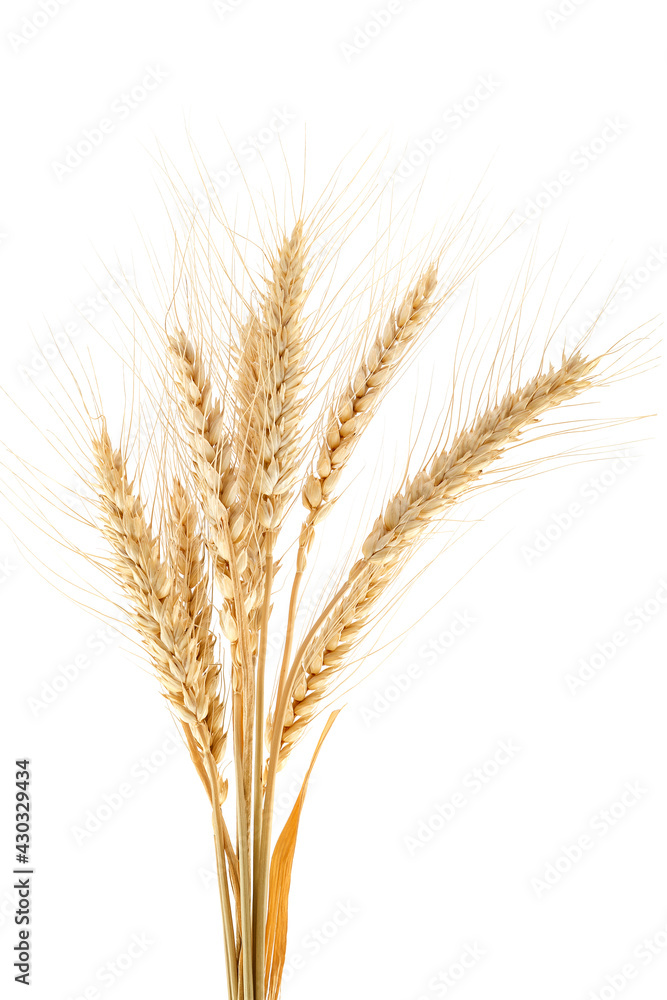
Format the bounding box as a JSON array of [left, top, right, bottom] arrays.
[[2, 160, 653, 1000]]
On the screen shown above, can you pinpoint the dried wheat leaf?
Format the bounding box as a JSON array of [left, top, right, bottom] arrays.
[[265, 710, 340, 1000]]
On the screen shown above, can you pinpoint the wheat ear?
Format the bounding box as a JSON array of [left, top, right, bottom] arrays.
[[169, 479, 228, 780], [301, 262, 439, 534], [235, 221, 308, 615], [167, 330, 244, 648], [92, 427, 215, 734], [277, 349, 599, 763]]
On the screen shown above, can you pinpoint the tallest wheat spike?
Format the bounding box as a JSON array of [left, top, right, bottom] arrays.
[[236, 221, 309, 624]]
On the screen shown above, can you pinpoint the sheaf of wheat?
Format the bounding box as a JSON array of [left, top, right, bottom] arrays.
[[1, 155, 655, 1000]]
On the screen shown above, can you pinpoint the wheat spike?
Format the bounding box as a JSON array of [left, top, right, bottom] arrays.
[[235, 221, 308, 619], [91, 427, 222, 775], [277, 349, 599, 764], [300, 264, 439, 541], [167, 329, 244, 661], [169, 480, 228, 777]]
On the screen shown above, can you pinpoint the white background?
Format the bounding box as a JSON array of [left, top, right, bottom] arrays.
[[1, 2, 666, 1000]]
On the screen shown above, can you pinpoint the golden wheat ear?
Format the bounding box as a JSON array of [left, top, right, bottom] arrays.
[[235, 221, 309, 610], [275, 349, 603, 765], [91, 427, 212, 741], [167, 329, 242, 647], [168, 479, 228, 782], [301, 262, 439, 533]]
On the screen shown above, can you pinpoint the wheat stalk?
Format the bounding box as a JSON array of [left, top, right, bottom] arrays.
[[92, 427, 214, 733], [169, 479, 228, 776]]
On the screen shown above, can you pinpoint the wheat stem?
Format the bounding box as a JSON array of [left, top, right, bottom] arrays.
[[232, 691, 252, 1000], [252, 546, 274, 994], [275, 564, 305, 716], [222, 512, 256, 1000], [199, 727, 237, 1000]]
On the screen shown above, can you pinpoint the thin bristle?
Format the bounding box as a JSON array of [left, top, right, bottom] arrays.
[[169, 479, 228, 775]]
